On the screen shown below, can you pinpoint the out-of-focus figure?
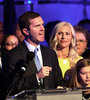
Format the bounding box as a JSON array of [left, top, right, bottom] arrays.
[[0, 21, 4, 45], [1, 34, 20, 50], [14, 24, 25, 43], [0, 21, 4, 69], [74, 26, 89, 56]]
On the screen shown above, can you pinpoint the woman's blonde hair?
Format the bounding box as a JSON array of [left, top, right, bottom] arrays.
[[49, 21, 80, 67]]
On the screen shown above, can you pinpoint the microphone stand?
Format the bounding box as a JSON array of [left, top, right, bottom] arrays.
[[5, 63, 28, 100], [7, 90, 25, 100], [5, 52, 35, 100]]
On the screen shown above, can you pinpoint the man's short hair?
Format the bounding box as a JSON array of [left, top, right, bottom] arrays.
[[18, 11, 40, 31]]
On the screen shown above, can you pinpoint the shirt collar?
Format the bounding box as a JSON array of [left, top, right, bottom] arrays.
[[24, 39, 40, 52]]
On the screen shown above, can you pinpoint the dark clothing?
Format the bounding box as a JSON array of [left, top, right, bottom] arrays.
[[1, 41, 63, 99], [64, 68, 74, 87], [82, 49, 90, 58]]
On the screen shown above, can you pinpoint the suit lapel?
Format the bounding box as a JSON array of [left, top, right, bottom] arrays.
[[40, 45, 47, 66], [40, 45, 50, 89]]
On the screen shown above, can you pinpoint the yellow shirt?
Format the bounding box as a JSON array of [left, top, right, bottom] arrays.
[[58, 56, 83, 78], [58, 58, 70, 78]]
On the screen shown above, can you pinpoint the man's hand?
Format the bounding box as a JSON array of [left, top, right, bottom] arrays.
[[36, 66, 52, 79]]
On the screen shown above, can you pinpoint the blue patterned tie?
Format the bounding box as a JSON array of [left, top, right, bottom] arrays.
[[34, 47, 43, 87], [34, 47, 42, 71]]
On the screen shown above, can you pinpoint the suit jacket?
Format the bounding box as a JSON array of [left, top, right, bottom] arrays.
[[1, 41, 63, 96]]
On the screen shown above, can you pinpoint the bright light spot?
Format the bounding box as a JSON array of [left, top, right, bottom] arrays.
[[24, 0, 32, 4], [27, 0, 32, 4]]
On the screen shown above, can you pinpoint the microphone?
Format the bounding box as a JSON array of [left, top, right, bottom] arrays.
[[26, 51, 35, 64], [19, 52, 35, 75], [19, 62, 28, 75], [11, 51, 35, 77], [5, 52, 35, 99]]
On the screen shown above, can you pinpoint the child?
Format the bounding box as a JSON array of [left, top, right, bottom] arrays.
[[69, 59, 90, 88]]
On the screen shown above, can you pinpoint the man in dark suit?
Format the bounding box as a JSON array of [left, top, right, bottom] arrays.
[[1, 11, 63, 99]]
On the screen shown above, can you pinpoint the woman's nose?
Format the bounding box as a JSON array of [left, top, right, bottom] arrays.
[[86, 73, 90, 78], [62, 33, 66, 39]]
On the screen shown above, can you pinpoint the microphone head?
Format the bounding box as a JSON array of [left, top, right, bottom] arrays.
[[13, 59, 27, 76], [15, 52, 35, 76], [19, 52, 35, 75], [19, 63, 28, 75]]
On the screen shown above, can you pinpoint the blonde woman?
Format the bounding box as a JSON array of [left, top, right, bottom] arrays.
[[49, 21, 82, 86]]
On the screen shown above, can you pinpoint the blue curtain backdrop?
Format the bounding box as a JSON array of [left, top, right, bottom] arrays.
[[4, 0, 17, 34]]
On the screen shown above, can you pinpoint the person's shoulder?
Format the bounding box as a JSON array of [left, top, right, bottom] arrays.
[[78, 56, 83, 59], [40, 45, 55, 53], [82, 49, 90, 58], [77, 56, 83, 62], [40, 45, 58, 60], [74, 55, 83, 64]]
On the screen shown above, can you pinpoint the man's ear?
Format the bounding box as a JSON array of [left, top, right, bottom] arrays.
[[22, 28, 29, 35]]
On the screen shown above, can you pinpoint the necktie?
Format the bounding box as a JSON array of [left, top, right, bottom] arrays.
[[34, 47, 43, 87], [34, 47, 42, 71]]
